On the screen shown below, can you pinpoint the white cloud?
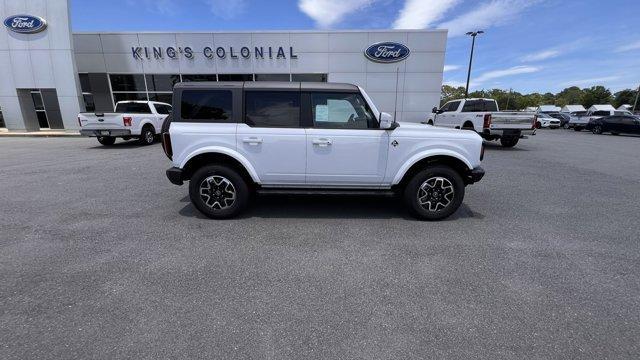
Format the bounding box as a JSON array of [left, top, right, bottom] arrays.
[[205, 0, 247, 20], [474, 65, 541, 83], [615, 41, 640, 53], [439, 0, 540, 37], [393, 0, 461, 29], [130, 0, 177, 15], [521, 49, 561, 62], [561, 76, 620, 87], [444, 65, 461, 72], [299, 0, 374, 28]]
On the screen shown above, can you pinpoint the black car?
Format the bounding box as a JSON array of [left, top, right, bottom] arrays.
[[586, 115, 640, 135]]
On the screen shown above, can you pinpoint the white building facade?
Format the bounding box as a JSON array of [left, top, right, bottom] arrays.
[[1, 0, 447, 131]]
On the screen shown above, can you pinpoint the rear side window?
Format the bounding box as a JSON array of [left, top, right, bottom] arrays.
[[180, 90, 233, 122], [154, 104, 172, 115], [115, 102, 151, 113], [483, 100, 498, 112], [461, 100, 480, 112], [245, 91, 300, 128], [593, 111, 610, 116]]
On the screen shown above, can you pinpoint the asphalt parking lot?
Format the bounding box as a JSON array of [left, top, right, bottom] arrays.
[[1, 130, 639, 359]]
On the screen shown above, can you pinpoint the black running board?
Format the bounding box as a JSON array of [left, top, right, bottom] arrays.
[[256, 188, 396, 197]]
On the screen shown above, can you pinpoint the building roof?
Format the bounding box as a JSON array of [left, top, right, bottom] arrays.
[[561, 105, 586, 112], [588, 104, 616, 111]]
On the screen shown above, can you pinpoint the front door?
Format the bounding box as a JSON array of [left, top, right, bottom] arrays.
[[305, 91, 389, 186], [236, 90, 306, 186]]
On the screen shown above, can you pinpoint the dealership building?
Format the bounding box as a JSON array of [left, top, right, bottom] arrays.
[[0, 0, 447, 132]]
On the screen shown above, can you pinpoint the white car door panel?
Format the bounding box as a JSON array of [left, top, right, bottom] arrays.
[[236, 124, 306, 185]]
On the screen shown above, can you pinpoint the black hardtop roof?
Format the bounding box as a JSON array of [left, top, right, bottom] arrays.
[[174, 81, 359, 91]]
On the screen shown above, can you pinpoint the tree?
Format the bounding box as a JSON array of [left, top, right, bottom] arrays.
[[613, 89, 637, 108], [582, 86, 612, 108], [440, 85, 466, 105], [555, 86, 584, 107]]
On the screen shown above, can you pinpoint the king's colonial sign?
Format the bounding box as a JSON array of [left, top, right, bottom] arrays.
[[4, 14, 47, 34], [132, 45, 298, 60]]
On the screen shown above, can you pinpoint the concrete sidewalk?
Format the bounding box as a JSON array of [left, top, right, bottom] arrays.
[[0, 129, 80, 137]]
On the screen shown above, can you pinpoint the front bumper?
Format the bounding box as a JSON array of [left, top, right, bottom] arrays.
[[80, 129, 132, 137], [466, 166, 485, 184], [166, 167, 184, 185]]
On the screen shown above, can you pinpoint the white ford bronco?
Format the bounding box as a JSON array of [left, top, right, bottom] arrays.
[[162, 82, 485, 220], [78, 100, 172, 146]]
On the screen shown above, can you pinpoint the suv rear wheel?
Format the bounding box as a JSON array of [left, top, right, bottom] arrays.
[[404, 166, 465, 221], [189, 165, 249, 219], [500, 136, 519, 148]]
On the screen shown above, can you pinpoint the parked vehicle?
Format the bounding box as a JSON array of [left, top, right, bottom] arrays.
[[585, 115, 640, 135], [571, 109, 633, 131], [427, 98, 536, 148], [163, 81, 485, 221], [78, 101, 172, 145], [536, 112, 561, 129], [547, 112, 571, 127]]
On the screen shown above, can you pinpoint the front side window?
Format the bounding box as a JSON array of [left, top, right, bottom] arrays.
[[441, 101, 460, 112], [115, 102, 151, 113], [311, 92, 377, 129], [245, 91, 300, 128], [180, 90, 233, 122]]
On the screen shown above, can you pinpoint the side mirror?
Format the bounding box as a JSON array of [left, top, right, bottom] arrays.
[[432, 107, 439, 114], [379, 112, 397, 130]]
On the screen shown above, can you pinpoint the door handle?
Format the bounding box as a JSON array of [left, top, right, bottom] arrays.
[[242, 137, 263, 145], [312, 138, 332, 147]]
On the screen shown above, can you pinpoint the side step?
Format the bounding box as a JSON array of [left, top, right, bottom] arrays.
[[256, 188, 396, 197]]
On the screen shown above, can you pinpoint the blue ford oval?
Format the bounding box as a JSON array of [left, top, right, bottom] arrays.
[[364, 42, 410, 63], [4, 14, 47, 34]]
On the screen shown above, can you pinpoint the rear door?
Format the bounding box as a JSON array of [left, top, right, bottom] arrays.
[[236, 89, 306, 185], [304, 91, 389, 186]]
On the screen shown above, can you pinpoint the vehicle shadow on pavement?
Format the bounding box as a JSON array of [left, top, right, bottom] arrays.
[[483, 142, 530, 151], [177, 195, 480, 221], [88, 141, 162, 149]]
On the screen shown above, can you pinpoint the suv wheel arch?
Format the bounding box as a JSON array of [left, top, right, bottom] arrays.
[[182, 152, 258, 186], [395, 155, 472, 188]]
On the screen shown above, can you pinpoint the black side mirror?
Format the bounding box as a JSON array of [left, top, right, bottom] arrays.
[[432, 107, 438, 114]]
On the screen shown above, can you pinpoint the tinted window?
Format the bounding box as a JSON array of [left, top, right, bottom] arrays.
[[462, 100, 480, 112], [593, 111, 610, 116], [292, 74, 328, 82], [245, 91, 300, 128], [310, 92, 377, 129], [83, 94, 95, 112], [110, 74, 146, 91], [145, 74, 180, 91], [182, 74, 217, 82], [148, 93, 173, 105], [255, 74, 290, 81], [180, 90, 233, 122], [79, 73, 91, 92], [218, 74, 253, 81], [113, 93, 147, 103], [154, 104, 172, 115], [442, 101, 460, 112], [483, 100, 498, 112], [115, 102, 151, 113]]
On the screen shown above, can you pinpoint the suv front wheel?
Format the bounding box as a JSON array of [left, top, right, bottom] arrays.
[[189, 165, 249, 219], [404, 166, 465, 221]]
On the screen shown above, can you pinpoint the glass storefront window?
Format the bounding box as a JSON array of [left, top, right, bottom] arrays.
[[145, 74, 181, 91], [292, 74, 327, 82], [0, 107, 5, 128], [83, 94, 95, 112], [181, 74, 217, 82], [79, 73, 91, 92], [218, 74, 253, 81], [113, 92, 148, 103], [148, 93, 173, 104], [31, 91, 45, 110], [255, 74, 290, 81], [109, 74, 146, 92]]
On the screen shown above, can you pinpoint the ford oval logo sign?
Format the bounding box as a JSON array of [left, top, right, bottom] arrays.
[[364, 42, 410, 63], [4, 14, 47, 34]]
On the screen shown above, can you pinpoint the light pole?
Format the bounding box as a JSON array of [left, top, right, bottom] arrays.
[[633, 84, 639, 112], [465, 30, 484, 98]]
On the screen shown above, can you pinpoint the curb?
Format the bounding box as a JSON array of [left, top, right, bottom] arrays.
[[0, 132, 81, 138]]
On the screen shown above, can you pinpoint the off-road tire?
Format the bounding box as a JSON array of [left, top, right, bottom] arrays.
[[404, 166, 465, 221], [189, 165, 249, 219], [138, 125, 155, 145], [97, 136, 116, 146]]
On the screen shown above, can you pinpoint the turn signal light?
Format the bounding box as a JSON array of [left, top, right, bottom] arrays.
[[123, 116, 132, 127], [77, 116, 82, 127], [483, 114, 492, 128]]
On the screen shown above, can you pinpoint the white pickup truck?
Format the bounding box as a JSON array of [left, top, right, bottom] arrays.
[[427, 98, 536, 148], [78, 100, 172, 146], [570, 109, 634, 131], [162, 81, 485, 221]]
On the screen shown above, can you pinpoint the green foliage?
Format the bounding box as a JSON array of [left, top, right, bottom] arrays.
[[440, 84, 636, 110]]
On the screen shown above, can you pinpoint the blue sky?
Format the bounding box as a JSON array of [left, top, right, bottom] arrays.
[[70, 0, 640, 94]]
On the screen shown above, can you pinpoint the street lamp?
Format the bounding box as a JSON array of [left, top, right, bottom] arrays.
[[465, 30, 484, 98]]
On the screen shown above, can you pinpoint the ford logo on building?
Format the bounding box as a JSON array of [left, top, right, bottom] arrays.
[[4, 14, 47, 34], [364, 42, 410, 63]]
